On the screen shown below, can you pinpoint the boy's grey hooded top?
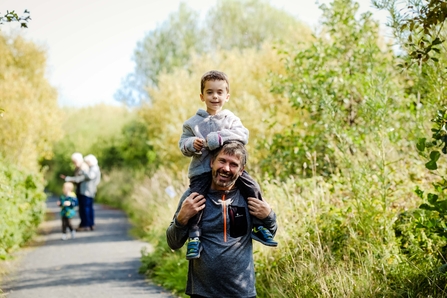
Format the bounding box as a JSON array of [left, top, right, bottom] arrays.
[[179, 109, 249, 178], [166, 188, 277, 297]]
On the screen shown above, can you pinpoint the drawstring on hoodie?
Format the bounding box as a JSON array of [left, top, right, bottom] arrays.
[[222, 193, 227, 242]]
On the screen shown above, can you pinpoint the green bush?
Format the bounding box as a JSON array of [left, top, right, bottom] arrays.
[[0, 156, 46, 259]]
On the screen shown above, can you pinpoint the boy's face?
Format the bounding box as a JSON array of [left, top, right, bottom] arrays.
[[63, 184, 71, 195], [200, 80, 230, 115]]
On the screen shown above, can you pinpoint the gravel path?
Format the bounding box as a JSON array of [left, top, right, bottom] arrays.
[[1, 196, 174, 298]]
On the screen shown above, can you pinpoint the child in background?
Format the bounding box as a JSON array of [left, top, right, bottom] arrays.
[[179, 70, 278, 260], [57, 182, 78, 240]]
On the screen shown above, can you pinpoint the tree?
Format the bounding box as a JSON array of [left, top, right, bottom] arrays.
[[376, 0, 447, 266], [0, 31, 62, 171], [0, 9, 31, 113], [115, 0, 310, 106], [115, 3, 204, 105], [206, 0, 303, 51], [0, 10, 30, 28], [263, 0, 406, 179]]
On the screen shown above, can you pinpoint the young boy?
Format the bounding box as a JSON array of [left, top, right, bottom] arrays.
[[179, 70, 278, 260], [57, 182, 78, 240]]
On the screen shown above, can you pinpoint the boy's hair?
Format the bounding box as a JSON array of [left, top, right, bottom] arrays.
[[211, 140, 247, 167], [200, 70, 230, 94], [63, 182, 74, 192]]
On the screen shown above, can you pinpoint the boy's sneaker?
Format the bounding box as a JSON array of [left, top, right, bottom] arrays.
[[61, 234, 68, 241], [71, 230, 76, 239], [186, 237, 202, 260], [251, 226, 278, 247]]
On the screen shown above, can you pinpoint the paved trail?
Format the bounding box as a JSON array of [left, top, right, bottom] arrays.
[[1, 196, 174, 298]]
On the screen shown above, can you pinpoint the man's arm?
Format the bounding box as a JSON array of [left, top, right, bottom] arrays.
[[65, 174, 85, 183], [166, 191, 206, 250], [65, 163, 90, 183]]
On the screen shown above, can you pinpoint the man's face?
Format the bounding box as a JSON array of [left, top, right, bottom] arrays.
[[210, 151, 244, 190]]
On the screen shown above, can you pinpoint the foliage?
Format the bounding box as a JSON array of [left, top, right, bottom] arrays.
[[0, 31, 62, 171], [115, 3, 204, 105], [206, 0, 304, 51], [0, 156, 46, 259], [263, 0, 406, 179], [42, 104, 135, 193], [374, 0, 447, 295], [0, 10, 30, 28], [375, 0, 446, 65], [396, 109, 447, 266], [90, 119, 157, 174], [116, 0, 310, 105]]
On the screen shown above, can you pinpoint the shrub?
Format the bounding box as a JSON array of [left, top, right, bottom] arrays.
[[0, 156, 46, 259]]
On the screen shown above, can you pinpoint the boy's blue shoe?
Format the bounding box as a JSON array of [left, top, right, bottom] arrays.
[[186, 238, 202, 260], [251, 226, 278, 247]]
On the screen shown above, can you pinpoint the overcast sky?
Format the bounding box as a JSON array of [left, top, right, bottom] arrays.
[[2, 0, 389, 107]]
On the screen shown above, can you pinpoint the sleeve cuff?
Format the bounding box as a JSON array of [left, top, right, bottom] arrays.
[[206, 132, 220, 150], [174, 217, 187, 229]]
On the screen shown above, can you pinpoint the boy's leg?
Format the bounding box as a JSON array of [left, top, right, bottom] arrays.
[[67, 217, 73, 232], [236, 171, 278, 247], [186, 209, 203, 260], [61, 217, 68, 240], [185, 172, 211, 260], [62, 217, 67, 233], [188, 172, 210, 238], [67, 218, 76, 239], [237, 171, 264, 201]]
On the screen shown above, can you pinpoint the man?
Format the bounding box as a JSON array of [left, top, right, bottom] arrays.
[[166, 141, 277, 298]]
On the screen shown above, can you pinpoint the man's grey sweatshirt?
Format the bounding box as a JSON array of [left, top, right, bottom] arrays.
[[166, 188, 278, 297], [179, 109, 249, 178]]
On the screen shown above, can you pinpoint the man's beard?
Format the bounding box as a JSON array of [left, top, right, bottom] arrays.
[[212, 168, 239, 189]]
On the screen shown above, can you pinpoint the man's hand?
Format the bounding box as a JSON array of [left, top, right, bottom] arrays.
[[247, 197, 272, 220], [193, 138, 206, 152], [60, 174, 66, 179], [176, 192, 206, 226]]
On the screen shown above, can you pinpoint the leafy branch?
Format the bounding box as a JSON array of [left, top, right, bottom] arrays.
[[0, 9, 31, 28]]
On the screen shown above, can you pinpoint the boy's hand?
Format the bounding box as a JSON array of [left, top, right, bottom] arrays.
[[193, 138, 206, 152]]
